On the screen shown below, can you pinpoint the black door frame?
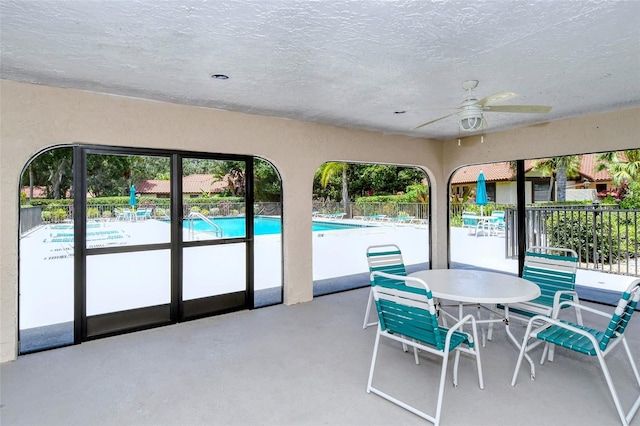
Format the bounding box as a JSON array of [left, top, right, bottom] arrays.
[[75, 145, 255, 341]]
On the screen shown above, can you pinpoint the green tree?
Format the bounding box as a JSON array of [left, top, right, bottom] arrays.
[[596, 150, 640, 185], [532, 155, 581, 202], [210, 160, 246, 197], [22, 147, 73, 199], [254, 158, 281, 202], [86, 154, 132, 197], [319, 162, 350, 214], [131, 156, 171, 181]]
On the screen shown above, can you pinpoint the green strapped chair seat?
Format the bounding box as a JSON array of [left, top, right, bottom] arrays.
[[367, 271, 484, 426], [511, 279, 640, 426]]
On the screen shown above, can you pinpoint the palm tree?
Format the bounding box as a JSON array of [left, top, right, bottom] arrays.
[[595, 150, 640, 185], [532, 155, 581, 202], [319, 162, 350, 215]]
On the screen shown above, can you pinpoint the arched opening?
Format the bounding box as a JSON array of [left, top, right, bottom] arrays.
[[311, 162, 431, 296], [18, 146, 283, 354]]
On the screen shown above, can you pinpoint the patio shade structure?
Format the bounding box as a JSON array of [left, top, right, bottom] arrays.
[[476, 171, 488, 215], [129, 185, 137, 208]]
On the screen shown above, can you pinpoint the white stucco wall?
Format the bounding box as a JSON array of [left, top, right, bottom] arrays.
[[1, 80, 639, 362]]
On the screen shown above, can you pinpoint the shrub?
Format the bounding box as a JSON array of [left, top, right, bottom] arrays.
[[546, 212, 636, 263], [87, 207, 100, 218], [620, 181, 640, 209], [52, 208, 68, 222]]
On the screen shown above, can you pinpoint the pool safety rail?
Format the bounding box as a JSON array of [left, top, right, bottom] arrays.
[[186, 211, 223, 239]]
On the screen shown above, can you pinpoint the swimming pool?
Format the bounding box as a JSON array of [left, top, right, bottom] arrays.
[[186, 216, 371, 238]]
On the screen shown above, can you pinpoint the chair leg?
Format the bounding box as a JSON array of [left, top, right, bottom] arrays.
[[363, 288, 377, 329], [452, 350, 460, 388], [595, 350, 631, 426], [470, 321, 484, 390], [366, 331, 382, 393], [622, 338, 640, 423], [434, 351, 450, 426]]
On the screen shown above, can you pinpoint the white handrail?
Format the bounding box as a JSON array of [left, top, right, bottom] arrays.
[[186, 211, 223, 238]]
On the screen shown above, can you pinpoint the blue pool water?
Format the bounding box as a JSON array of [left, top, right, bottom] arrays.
[[187, 216, 370, 238]]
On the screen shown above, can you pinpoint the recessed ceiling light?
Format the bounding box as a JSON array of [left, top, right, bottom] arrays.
[[210, 74, 229, 80]]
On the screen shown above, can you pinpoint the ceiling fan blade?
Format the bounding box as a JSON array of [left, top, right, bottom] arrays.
[[412, 113, 455, 130], [484, 105, 552, 113], [476, 91, 519, 106]]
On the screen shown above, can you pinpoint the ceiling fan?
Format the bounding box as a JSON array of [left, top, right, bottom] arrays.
[[413, 80, 552, 132]]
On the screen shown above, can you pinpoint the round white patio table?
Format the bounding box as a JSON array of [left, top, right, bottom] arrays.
[[408, 269, 540, 304], [408, 269, 541, 372]]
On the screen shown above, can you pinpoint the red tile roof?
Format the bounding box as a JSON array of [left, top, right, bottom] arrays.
[[136, 174, 228, 195], [451, 154, 612, 184]]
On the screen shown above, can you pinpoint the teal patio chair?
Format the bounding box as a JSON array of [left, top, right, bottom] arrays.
[[461, 212, 481, 236], [489, 210, 505, 235], [511, 279, 640, 426], [505, 246, 582, 322], [363, 244, 407, 329], [367, 271, 484, 426], [364, 244, 420, 363], [498, 247, 582, 356]]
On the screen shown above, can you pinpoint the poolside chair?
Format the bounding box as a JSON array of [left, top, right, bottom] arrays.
[[365, 244, 421, 363], [499, 247, 582, 355], [490, 210, 505, 235], [504, 246, 581, 322], [511, 279, 640, 426], [114, 208, 131, 221], [364, 244, 407, 329], [367, 271, 484, 426]]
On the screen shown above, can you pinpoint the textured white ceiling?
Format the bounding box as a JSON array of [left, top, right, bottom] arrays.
[[1, 0, 639, 140]]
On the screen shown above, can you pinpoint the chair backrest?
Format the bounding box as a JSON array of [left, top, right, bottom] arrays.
[[366, 245, 406, 286], [462, 213, 478, 226], [523, 246, 578, 307], [491, 210, 505, 219], [599, 279, 640, 351], [370, 272, 444, 350]]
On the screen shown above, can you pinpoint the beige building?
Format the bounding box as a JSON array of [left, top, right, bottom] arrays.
[[2, 80, 639, 362]]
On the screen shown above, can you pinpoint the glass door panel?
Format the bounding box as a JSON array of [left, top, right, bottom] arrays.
[[86, 251, 171, 315], [84, 151, 172, 338], [180, 157, 249, 319], [183, 244, 246, 299]]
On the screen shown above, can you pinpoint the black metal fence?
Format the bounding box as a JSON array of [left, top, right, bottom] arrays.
[[19, 206, 42, 234], [505, 206, 639, 276], [313, 201, 429, 221]]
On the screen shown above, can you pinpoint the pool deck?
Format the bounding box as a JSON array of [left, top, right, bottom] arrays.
[[19, 218, 637, 330]]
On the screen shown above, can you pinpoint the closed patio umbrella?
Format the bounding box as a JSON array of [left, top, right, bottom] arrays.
[[129, 185, 137, 208], [476, 171, 488, 216]]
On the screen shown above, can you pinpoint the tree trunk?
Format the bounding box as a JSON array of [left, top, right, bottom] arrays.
[[28, 165, 34, 200], [547, 175, 555, 202], [341, 168, 350, 216], [556, 166, 567, 202]]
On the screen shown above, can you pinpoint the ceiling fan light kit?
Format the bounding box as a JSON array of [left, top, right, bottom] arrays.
[[459, 104, 483, 131]]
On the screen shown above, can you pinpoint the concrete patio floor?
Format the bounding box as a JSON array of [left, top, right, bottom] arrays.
[[2, 286, 639, 426]]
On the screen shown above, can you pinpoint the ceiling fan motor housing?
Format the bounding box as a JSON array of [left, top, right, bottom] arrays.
[[459, 101, 483, 131]]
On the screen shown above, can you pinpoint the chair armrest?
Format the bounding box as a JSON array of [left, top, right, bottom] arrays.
[[370, 271, 425, 288], [552, 300, 610, 319], [553, 290, 580, 310], [445, 314, 478, 348]]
